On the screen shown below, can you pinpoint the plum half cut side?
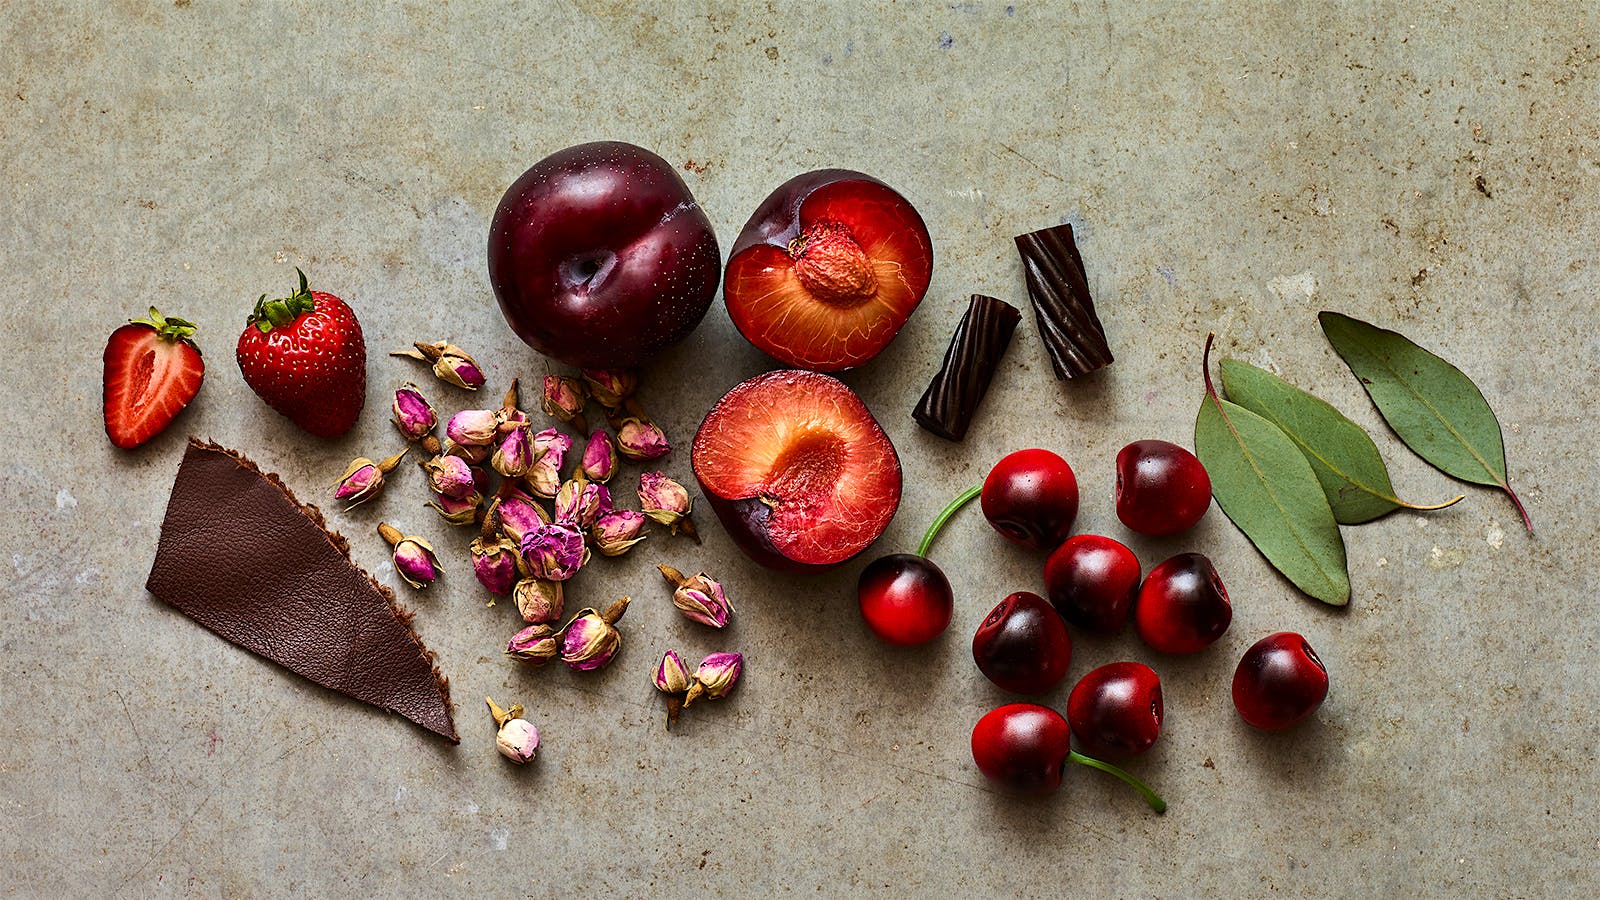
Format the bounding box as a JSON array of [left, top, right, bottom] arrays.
[[723, 172, 933, 373], [692, 370, 903, 571]]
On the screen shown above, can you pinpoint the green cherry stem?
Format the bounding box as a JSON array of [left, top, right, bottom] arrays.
[[916, 484, 982, 558], [1068, 750, 1168, 813]]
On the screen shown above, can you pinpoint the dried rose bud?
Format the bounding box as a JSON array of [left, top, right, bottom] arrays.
[[446, 409, 499, 447], [658, 565, 733, 629], [391, 384, 437, 441], [427, 491, 482, 526], [638, 471, 699, 541], [492, 423, 535, 477], [469, 513, 519, 596], [614, 417, 670, 461], [559, 596, 629, 671], [332, 449, 407, 509], [685, 652, 743, 706], [519, 521, 588, 581], [496, 378, 524, 421], [492, 494, 549, 545], [513, 577, 564, 625], [582, 368, 637, 410], [541, 374, 588, 430], [525, 429, 573, 498], [581, 429, 620, 482], [393, 341, 486, 390], [378, 522, 440, 588], [505, 624, 560, 663], [486, 696, 538, 764], [591, 509, 647, 557], [653, 649, 692, 694], [443, 438, 491, 465], [421, 454, 475, 500], [555, 477, 612, 530]]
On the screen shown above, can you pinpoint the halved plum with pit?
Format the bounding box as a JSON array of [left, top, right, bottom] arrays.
[[691, 370, 902, 571], [723, 170, 933, 372]]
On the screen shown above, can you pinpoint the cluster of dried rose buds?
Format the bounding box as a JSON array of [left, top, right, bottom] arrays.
[[657, 565, 734, 628], [377, 522, 442, 588], [486, 696, 539, 764], [652, 650, 742, 727], [506, 595, 630, 672]]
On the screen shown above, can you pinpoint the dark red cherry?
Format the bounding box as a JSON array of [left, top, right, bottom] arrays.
[[1043, 534, 1141, 633], [981, 449, 1079, 551], [1232, 632, 1329, 730], [973, 591, 1072, 694], [1133, 553, 1231, 654], [857, 553, 953, 646], [1067, 662, 1163, 758], [970, 703, 1071, 795], [1115, 440, 1212, 536]]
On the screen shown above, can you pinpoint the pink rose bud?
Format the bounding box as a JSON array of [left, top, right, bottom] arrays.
[[505, 624, 560, 663], [658, 565, 734, 629], [525, 429, 573, 498], [446, 409, 499, 447], [332, 449, 406, 509], [581, 368, 637, 410], [638, 471, 698, 540], [591, 509, 647, 557], [469, 515, 519, 596], [486, 696, 537, 764], [519, 522, 587, 581], [426, 491, 482, 526], [581, 429, 620, 482], [378, 522, 441, 589], [393, 341, 487, 390], [391, 384, 437, 441], [513, 577, 564, 625], [492, 494, 549, 545], [555, 479, 612, 530], [541, 374, 588, 428], [653, 649, 692, 694], [492, 423, 535, 477], [559, 596, 629, 671], [422, 454, 475, 500], [615, 417, 670, 461], [686, 652, 743, 706]]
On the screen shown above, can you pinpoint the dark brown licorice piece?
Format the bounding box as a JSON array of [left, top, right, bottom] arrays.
[[1014, 223, 1113, 379], [914, 294, 1021, 441]]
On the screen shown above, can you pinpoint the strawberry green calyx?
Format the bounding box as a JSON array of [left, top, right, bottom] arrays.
[[248, 268, 317, 334], [131, 307, 201, 346]]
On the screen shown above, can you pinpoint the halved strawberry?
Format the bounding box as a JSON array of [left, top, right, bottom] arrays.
[[102, 308, 205, 449]]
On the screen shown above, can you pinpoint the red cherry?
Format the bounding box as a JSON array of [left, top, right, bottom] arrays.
[[1043, 534, 1141, 633], [971, 703, 1169, 811], [1232, 632, 1329, 729], [857, 554, 953, 646], [981, 449, 1079, 551], [1133, 553, 1232, 654], [1115, 440, 1211, 536], [972, 591, 1072, 695], [1067, 662, 1163, 758]]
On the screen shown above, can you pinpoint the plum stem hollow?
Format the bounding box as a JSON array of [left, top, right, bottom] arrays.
[[916, 484, 981, 558], [1068, 750, 1168, 814]]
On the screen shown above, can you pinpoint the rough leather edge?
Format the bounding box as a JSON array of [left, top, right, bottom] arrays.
[[185, 436, 459, 743]]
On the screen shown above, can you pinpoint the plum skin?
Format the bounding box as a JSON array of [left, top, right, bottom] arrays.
[[488, 141, 721, 368]]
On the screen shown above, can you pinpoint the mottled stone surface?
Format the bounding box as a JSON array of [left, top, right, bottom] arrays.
[[3, 2, 1596, 895]]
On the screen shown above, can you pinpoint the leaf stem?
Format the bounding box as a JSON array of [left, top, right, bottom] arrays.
[[1068, 751, 1167, 813], [1503, 484, 1534, 534], [916, 484, 982, 558]]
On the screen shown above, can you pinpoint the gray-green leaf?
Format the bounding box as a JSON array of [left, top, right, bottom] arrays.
[[1196, 345, 1351, 606], [1319, 311, 1531, 532], [1219, 359, 1463, 524]]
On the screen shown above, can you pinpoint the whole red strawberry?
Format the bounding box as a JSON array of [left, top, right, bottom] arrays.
[[103, 307, 205, 448], [237, 268, 367, 438]]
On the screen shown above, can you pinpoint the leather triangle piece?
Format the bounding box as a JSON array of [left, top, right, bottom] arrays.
[[146, 439, 458, 742]]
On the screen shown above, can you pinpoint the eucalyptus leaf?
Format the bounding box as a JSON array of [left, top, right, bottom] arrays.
[[1196, 339, 1350, 606], [1220, 359, 1462, 524], [1319, 311, 1531, 532]]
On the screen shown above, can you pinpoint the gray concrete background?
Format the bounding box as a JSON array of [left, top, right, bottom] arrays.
[[3, 1, 1596, 896]]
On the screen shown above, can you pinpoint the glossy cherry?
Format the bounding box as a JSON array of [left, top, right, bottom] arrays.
[[1067, 662, 1163, 758], [1133, 553, 1232, 654], [981, 449, 1079, 551], [1043, 534, 1141, 633], [970, 703, 1166, 811], [857, 485, 979, 646], [1232, 632, 1329, 730], [972, 591, 1072, 694], [1115, 440, 1212, 536]]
